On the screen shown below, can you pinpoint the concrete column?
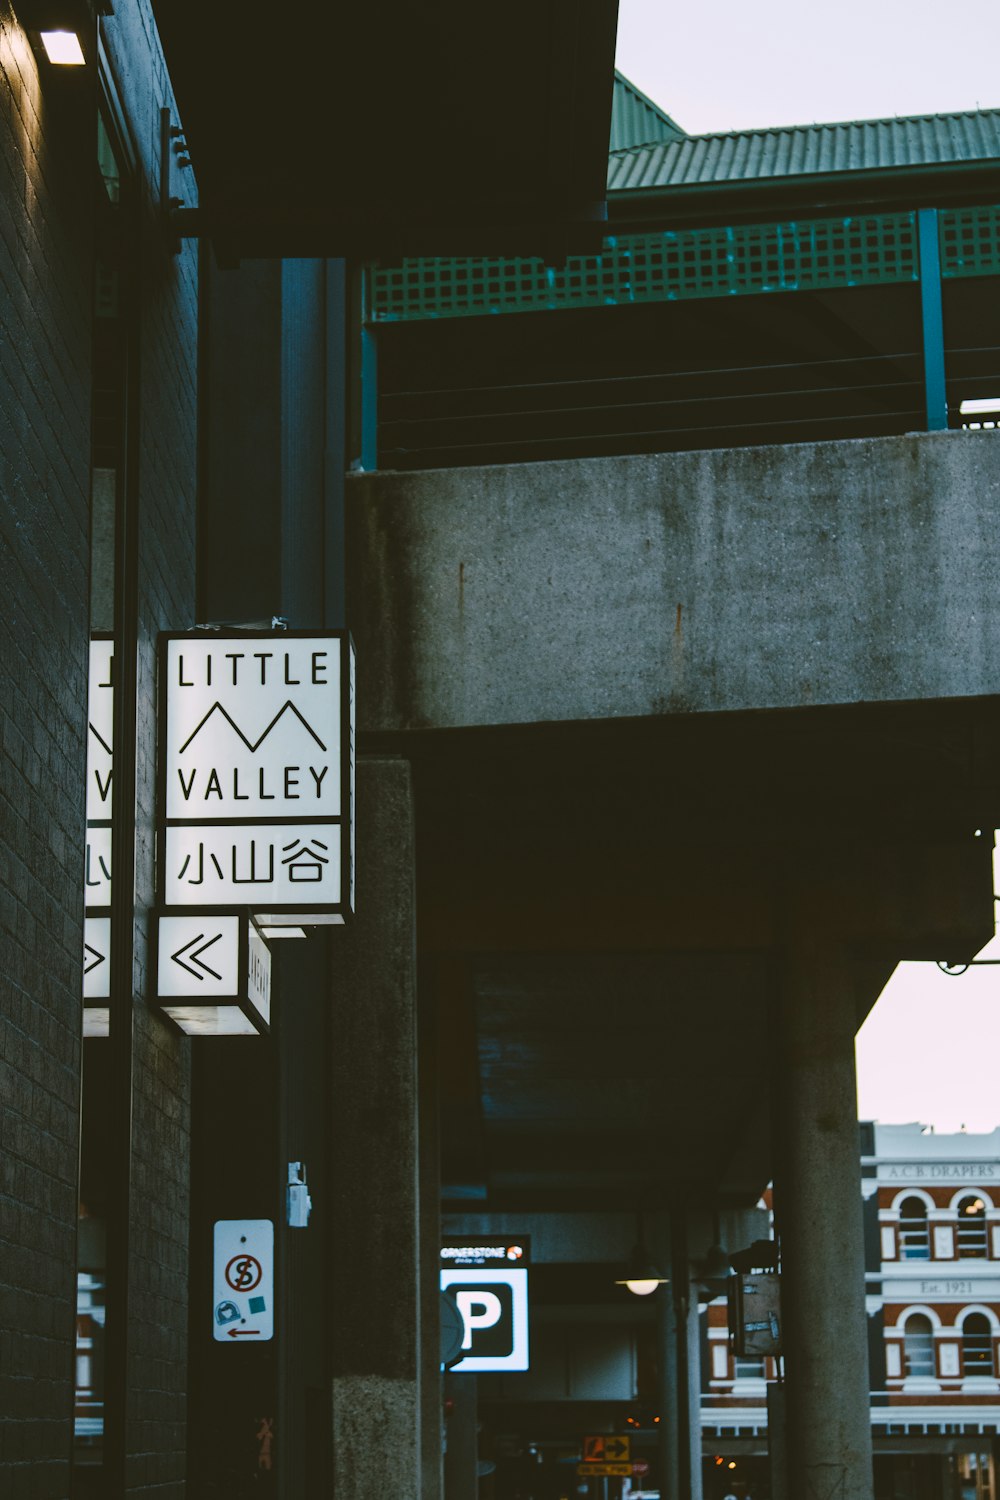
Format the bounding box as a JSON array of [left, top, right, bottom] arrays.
[[443, 1373, 478, 1500], [328, 757, 421, 1498], [656, 1212, 680, 1500], [684, 1277, 704, 1500], [775, 940, 874, 1500], [420, 958, 444, 1500]]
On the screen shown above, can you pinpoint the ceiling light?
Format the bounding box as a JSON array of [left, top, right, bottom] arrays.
[[960, 398, 1000, 415], [615, 1244, 669, 1296], [40, 30, 84, 64]]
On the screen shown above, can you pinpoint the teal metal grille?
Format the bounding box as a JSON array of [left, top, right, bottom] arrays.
[[940, 204, 1000, 278], [371, 212, 920, 323]]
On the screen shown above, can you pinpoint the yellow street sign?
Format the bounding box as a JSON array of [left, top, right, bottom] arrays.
[[577, 1462, 632, 1477], [582, 1434, 631, 1463]]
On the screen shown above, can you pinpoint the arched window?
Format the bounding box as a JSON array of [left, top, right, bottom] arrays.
[[962, 1313, 994, 1376], [957, 1196, 989, 1258], [898, 1197, 930, 1259], [903, 1313, 935, 1377]]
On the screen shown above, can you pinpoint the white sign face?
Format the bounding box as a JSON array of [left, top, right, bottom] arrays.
[[157, 914, 240, 997], [247, 924, 271, 1026], [85, 640, 114, 929], [165, 639, 340, 820], [213, 1219, 273, 1342], [164, 824, 341, 906], [87, 641, 114, 822], [85, 827, 112, 908], [439, 1268, 529, 1372], [84, 916, 111, 999]]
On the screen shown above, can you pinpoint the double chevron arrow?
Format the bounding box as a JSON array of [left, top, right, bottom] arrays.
[[170, 930, 224, 981]]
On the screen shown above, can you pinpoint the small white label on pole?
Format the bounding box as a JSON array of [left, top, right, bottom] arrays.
[[158, 914, 240, 997], [213, 1219, 274, 1342]]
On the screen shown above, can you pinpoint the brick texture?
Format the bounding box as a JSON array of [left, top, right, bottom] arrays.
[[0, 0, 199, 1493], [102, 2, 199, 1493], [0, 7, 93, 1496]]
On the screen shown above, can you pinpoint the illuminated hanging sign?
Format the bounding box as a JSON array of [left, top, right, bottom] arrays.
[[85, 638, 114, 913], [159, 631, 354, 925], [155, 911, 272, 1035], [84, 640, 113, 1021], [440, 1237, 530, 1371]]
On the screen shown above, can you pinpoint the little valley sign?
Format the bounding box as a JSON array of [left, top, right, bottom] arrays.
[[159, 630, 355, 925]]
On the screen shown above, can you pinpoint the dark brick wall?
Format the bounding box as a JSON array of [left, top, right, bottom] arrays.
[[0, 0, 200, 1493], [0, 7, 94, 1497], [102, 1, 199, 1492]]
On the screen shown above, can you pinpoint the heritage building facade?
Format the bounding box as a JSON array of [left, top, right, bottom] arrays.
[[704, 1125, 1000, 1499]]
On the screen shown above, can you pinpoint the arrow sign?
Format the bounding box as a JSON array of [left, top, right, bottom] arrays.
[[157, 915, 240, 998], [605, 1437, 630, 1460], [227, 1328, 261, 1338], [171, 930, 224, 981], [83, 917, 111, 1000], [84, 944, 105, 975]]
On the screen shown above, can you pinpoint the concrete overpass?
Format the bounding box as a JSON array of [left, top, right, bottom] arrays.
[[321, 428, 1000, 1497]]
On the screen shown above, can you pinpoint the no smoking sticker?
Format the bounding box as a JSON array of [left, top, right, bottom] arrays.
[[213, 1220, 273, 1342]]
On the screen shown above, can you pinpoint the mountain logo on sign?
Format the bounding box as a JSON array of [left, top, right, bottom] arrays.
[[179, 701, 327, 755], [88, 721, 113, 756]]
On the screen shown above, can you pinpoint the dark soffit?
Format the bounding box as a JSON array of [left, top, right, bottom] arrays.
[[150, 0, 619, 260]]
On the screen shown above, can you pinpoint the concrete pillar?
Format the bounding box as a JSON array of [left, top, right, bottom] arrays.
[[328, 757, 421, 1497], [655, 1211, 680, 1500], [775, 940, 874, 1500], [443, 1373, 478, 1500], [684, 1278, 704, 1500], [420, 959, 444, 1500]]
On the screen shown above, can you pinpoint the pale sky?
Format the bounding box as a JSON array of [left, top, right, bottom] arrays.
[[855, 841, 1000, 1133], [856, 955, 1000, 1134], [615, 0, 1000, 136], [615, 4, 1000, 1134]]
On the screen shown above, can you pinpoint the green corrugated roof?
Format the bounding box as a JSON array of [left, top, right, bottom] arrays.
[[608, 107, 1000, 193], [610, 71, 685, 150]]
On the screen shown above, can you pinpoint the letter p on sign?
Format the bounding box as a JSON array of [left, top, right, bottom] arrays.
[[439, 1268, 528, 1371], [455, 1290, 503, 1347]]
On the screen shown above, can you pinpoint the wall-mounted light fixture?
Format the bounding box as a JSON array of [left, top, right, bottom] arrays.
[[39, 29, 84, 63], [16, 0, 98, 65]]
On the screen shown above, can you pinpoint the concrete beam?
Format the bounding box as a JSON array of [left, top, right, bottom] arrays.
[[348, 431, 1000, 733]]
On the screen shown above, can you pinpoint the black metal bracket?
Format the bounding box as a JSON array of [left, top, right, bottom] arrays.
[[159, 105, 196, 255]]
